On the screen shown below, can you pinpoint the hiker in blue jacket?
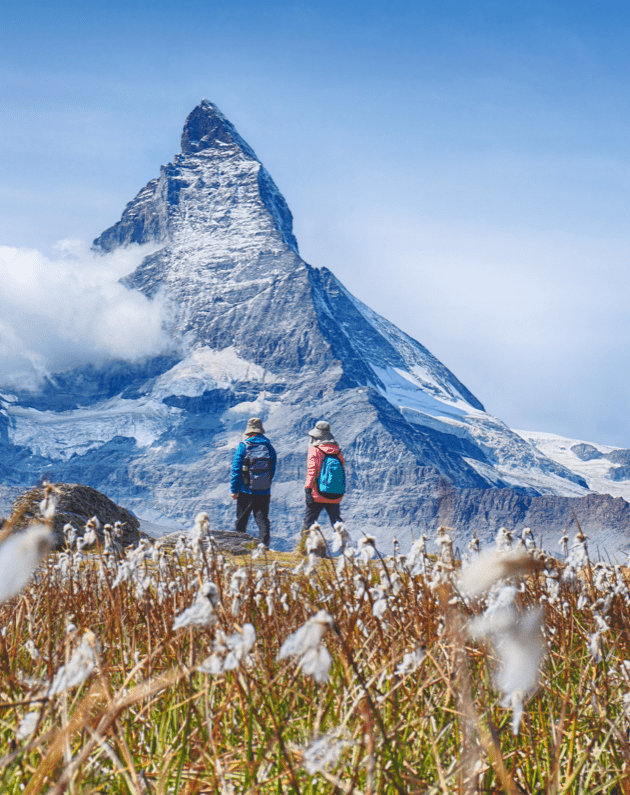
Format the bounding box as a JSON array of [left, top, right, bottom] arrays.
[[231, 417, 276, 547]]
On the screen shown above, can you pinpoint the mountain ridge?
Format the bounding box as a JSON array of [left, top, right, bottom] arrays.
[[2, 99, 630, 554]]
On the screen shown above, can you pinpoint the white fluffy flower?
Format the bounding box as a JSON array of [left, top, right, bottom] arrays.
[[63, 524, 77, 547], [436, 528, 454, 565], [372, 597, 388, 620], [192, 512, 210, 539], [335, 548, 355, 575], [306, 525, 327, 555], [459, 548, 535, 598], [588, 632, 603, 663], [405, 535, 427, 571], [298, 646, 332, 684], [357, 535, 376, 564], [0, 526, 53, 604], [331, 522, 350, 553], [82, 517, 100, 547], [225, 623, 256, 660], [172, 581, 219, 630], [468, 586, 544, 734], [495, 527, 513, 551], [197, 623, 256, 676], [563, 532, 589, 581], [251, 543, 267, 560], [48, 631, 98, 696], [370, 585, 389, 620], [39, 491, 57, 520], [228, 569, 248, 597], [278, 610, 333, 684], [16, 710, 40, 741], [302, 732, 350, 775], [24, 639, 40, 661], [394, 647, 426, 675], [197, 653, 224, 675]]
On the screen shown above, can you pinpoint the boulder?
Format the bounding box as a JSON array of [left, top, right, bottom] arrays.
[[9, 483, 142, 548]]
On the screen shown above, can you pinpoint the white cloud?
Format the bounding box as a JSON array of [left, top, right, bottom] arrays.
[[0, 241, 174, 390]]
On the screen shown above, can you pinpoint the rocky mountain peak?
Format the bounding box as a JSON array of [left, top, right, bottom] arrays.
[[180, 99, 258, 160], [94, 99, 298, 256]]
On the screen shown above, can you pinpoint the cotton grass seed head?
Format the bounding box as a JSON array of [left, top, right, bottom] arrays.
[[459, 548, 537, 598], [278, 610, 334, 683], [48, 630, 99, 697], [16, 711, 40, 741], [0, 525, 53, 604], [298, 645, 332, 683], [394, 647, 426, 676], [173, 582, 219, 630], [301, 732, 351, 775], [357, 535, 376, 563], [331, 521, 350, 553], [469, 587, 545, 735], [193, 512, 210, 538], [278, 610, 333, 659]]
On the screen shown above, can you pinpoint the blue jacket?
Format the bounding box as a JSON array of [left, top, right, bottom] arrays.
[[230, 435, 277, 495]]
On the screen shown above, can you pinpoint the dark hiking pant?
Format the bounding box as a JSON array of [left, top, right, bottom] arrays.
[[301, 500, 343, 532], [235, 492, 271, 547]]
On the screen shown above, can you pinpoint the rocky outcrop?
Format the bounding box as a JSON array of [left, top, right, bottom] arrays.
[[571, 443, 604, 461], [9, 483, 142, 548]]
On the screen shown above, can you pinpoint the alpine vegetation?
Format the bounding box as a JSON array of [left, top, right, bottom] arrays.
[[2, 505, 630, 794]]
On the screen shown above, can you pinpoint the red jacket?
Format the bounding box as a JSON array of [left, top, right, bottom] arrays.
[[305, 442, 345, 504]]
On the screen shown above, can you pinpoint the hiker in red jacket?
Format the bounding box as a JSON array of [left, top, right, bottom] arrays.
[[301, 420, 346, 534]]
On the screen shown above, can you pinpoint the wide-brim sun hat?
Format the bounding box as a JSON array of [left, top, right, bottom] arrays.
[[308, 420, 334, 440], [245, 417, 265, 435]]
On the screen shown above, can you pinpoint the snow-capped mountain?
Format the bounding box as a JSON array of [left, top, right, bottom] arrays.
[[2, 100, 630, 553], [515, 430, 630, 502]]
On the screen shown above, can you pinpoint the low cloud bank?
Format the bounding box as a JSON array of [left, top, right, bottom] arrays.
[[0, 241, 174, 391]]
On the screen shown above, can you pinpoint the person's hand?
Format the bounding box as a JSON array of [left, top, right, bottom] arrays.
[[231, 493, 238, 500], [305, 487, 314, 506]]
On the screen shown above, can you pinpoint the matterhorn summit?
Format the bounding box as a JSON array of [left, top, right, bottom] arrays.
[[2, 100, 630, 552]]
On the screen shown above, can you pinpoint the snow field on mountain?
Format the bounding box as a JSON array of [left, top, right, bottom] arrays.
[[4, 395, 181, 461], [1, 507, 629, 793], [1, 345, 278, 461], [153, 345, 269, 397], [516, 429, 630, 502]]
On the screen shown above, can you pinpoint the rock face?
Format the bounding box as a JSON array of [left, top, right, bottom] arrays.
[[1, 100, 629, 555], [413, 478, 630, 556], [0, 485, 22, 520], [9, 483, 142, 548]]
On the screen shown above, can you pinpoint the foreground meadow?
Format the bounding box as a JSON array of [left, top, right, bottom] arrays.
[[1, 508, 629, 794]]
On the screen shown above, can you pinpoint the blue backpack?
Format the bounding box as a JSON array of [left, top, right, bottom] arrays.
[[242, 441, 273, 491], [317, 453, 346, 496]]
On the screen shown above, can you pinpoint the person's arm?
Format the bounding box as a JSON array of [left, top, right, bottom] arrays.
[[269, 443, 277, 480], [305, 447, 322, 490], [230, 443, 246, 494]]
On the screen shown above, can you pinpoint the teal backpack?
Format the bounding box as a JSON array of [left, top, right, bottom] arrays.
[[317, 453, 346, 496]]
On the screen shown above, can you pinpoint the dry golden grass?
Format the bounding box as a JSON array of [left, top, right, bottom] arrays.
[[0, 522, 629, 794]]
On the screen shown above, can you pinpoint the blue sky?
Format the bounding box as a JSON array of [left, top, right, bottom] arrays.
[[1, 0, 630, 445]]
